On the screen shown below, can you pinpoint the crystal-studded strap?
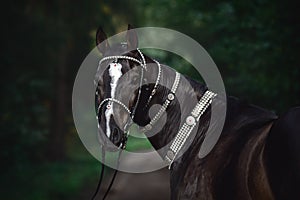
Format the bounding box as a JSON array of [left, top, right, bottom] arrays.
[[165, 90, 217, 169], [145, 60, 162, 106], [98, 98, 131, 114], [140, 72, 181, 132], [191, 90, 217, 118], [99, 55, 146, 69]]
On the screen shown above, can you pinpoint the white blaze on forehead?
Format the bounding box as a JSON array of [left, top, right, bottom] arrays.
[[105, 63, 123, 138]]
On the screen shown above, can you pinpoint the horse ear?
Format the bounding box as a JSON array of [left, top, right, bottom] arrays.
[[96, 26, 110, 54], [126, 24, 138, 50]]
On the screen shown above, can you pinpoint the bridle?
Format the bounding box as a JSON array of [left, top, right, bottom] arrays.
[[92, 48, 162, 200], [93, 48, 217, 199], [96, 48, 162, 149]]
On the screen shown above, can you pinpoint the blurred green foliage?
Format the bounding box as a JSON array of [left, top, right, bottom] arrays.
[[134, 0, 299, 111], [2, 159, 100, 200], [1, 0, 299, 199]]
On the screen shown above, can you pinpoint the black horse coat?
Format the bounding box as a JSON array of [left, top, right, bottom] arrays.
[[95, 26, 300, 200], [169, 94, 300, 199]]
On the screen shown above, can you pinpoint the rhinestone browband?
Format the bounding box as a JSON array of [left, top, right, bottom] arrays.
[[99, 55, 146, 70], [98, 98, 132, 115]]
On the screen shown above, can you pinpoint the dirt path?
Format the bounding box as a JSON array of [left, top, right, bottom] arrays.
[[78, 168, 170, 200], [105, 168, 170, 200], [77, 153, 171, 200]]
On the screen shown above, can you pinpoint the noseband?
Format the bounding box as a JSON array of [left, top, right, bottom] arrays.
[[96, 49, 217, 168]]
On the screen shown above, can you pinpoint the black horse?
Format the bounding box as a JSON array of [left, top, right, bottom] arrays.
[[95, 25, 300, 199]]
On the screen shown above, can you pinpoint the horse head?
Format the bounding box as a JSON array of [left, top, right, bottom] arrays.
[[95, 25, 154, 149]]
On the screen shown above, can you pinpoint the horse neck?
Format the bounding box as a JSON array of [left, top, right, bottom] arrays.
[[142, 62, 208, 156]]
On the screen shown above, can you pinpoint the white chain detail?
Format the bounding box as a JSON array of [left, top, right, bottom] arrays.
[[99, 55, 146, 69], [146, 59, 162, 106], [97, 50, 147, 121], [98, 98, 131, 114], [140, 72, 181, 132], [165, 90, 217, 169], [137, 48, 147, 70], [153, 60, 162, 92], [171, 72, 181, 93]]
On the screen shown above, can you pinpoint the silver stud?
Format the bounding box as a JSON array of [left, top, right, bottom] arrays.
[[167, 150, 175, 159], [145, 124, 152, 131], [167, 93, 175, 101], [186, 116, 196, 126]]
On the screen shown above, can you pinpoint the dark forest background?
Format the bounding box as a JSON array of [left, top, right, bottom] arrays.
[[1, 0, 299, 199]]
